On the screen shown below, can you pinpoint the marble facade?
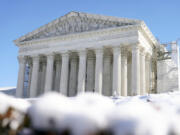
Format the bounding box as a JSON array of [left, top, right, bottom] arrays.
[[14, 12, 158, 98]]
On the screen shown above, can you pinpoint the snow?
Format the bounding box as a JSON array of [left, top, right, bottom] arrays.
[[0, 93, 30, 114], [2, 91, 180, 134], [27, 92, 180, 135], [108, 99, 170, 135], [0, 87, 16, 96], [0, 93, 30, 131], [28, 92, 114, 135]]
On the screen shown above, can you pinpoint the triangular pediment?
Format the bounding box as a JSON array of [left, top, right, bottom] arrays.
[[15, 12, 142, 43]]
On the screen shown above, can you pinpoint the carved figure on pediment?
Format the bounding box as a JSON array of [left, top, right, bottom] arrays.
[[23, 15, 134, 42]]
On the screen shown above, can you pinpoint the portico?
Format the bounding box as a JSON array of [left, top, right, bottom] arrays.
[[14, 12, 157, 98]]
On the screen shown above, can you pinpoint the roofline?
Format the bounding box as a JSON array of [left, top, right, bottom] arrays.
[[14, 11, 142, 44], [140, 21, 158, 46]]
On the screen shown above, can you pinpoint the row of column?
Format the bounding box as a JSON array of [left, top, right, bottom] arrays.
[[16, 46, 151, 98]]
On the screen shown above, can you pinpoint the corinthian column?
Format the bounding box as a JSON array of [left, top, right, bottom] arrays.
[[86, 57, 95, 92], [95, 49, 103, 94], [121, 49, 127, 96], [69, 57, 78, 96], [40, 61, 46, 94], [30, 55, 40, 97], [16, 56, 26, 97], [44, 54, 54, 92], [77, 50, 87, 93], [131, 46, 140, 95], [60, 52, 69, 95], [146, 54, 151, 93], [112, 47, 121, 96], [54, 59, 61, 91], [103, 55, 112, 96], [27, 62, 32, 97], [140, 49, 146, 95]]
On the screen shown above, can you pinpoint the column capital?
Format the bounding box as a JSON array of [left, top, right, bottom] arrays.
[[46, 53, 55, 57], [87, 57, 95, 60], [78, 49, 87, 56], [95, 48, 103, 55], [145, 53, 151, 60], [140, 50, 146, 56], [131, 45, 140, 52], [104, 55, 112, 59], [46, 53, 55, 61], [31, 54, 39, 58], [61, 52, 69, 58], [112, 47, 121, 53], [31, 55, 40, 63], [17, 55, 27, 64]]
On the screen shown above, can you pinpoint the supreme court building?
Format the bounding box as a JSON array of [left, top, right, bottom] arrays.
[[14, 12, 158, 98]]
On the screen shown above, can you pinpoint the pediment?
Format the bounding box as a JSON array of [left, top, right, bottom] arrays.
[[15, 12, 142, 43]]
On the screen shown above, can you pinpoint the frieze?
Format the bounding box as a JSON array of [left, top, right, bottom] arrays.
[[18, 25, 139, 47], [19, 28, 138, 53]]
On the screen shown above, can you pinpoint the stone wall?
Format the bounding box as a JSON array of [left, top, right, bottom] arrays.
[[157, 59, 179, 93]]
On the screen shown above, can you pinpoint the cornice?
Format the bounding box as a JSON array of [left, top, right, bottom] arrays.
[[139, 21, 158, 46]]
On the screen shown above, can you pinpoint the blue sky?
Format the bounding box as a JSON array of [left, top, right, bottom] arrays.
[[0, 0, 180, 87]]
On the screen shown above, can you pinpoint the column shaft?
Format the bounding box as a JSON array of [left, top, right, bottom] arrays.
[[140, 51, 146, 95], [16, 56, 26, 97], [121, 52, 127, 96], [30, 56, 40, 97], [60, 53, 69, 95], [95, 49, 103, 94], [37, 63, 42, 95], [146, 55, 151, 93], [40, 61, 46, 94], [27, 63, 32, 97], [77, 51, 87, 93], [103, 56, 112, 96], [69, 58, 78, 96], [44, 54, 54, 92], [54, 60, 61, 91], [86, 57, 95, 92], [131, 46, 140, 95], [112, 47, 121, 96]]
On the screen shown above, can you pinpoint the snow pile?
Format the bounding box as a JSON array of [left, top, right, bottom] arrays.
[[2, 91, 180, 135], [28, 92, 115, 135], [26, 92, 180, 135], [109, 98, 170, 135], [114, 93, 180, 135]]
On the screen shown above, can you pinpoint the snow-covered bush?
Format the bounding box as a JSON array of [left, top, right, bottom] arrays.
[[0, 93, 30, 135]]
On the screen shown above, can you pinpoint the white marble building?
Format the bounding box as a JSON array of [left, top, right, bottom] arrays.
[[14, 12, 161, 98]]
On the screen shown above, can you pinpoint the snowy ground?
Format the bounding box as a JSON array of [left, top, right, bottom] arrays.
[[1, 91, 180, 135], [0, 87, 16, 96]]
